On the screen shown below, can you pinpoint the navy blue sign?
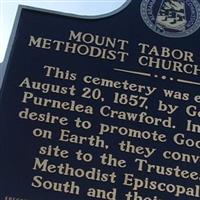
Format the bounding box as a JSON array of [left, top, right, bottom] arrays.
[[0, 1, 200, 200]]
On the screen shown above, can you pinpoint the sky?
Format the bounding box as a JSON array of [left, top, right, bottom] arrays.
[[0, 0, 127, 63]]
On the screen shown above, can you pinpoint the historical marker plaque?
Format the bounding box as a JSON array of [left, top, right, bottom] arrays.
[[0, 1, 200, 200]]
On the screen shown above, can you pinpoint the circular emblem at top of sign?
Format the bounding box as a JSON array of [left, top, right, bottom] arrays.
[[140, 0, 200, 38]]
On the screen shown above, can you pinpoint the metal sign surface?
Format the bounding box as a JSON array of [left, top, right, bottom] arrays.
[[0, 1, 200, 199]]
